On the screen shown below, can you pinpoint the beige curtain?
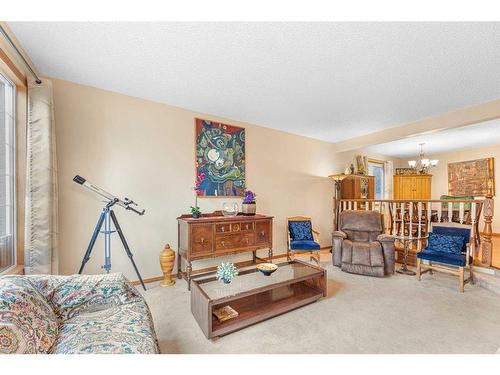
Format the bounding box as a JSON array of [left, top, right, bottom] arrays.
[[384, 160, 393, 199], [24, 78, 59, 274]]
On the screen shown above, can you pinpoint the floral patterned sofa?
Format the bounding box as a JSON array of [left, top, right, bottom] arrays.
[[0, 273, 159, 354]]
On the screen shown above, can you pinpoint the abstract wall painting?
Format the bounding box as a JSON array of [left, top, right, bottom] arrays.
[[448, 157, 495, 197], [195, 118, 246, 197]]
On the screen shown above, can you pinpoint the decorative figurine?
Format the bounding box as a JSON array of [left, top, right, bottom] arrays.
[[159, 244, 176, 287]]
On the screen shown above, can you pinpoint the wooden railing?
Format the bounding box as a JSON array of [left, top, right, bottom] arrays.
[[336, 198, 495, 266]]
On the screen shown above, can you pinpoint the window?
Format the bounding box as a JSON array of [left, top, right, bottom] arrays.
[[368, 160, 385, 200], [0, 72, 15, 273]]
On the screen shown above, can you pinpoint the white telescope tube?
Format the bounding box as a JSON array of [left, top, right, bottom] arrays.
[[73, 175, 145, 215]]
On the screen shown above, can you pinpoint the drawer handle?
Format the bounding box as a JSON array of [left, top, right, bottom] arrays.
[[246, 224, 249, 230], [200, 237, 205, 244], [260, 231, 265, 237], [221, 227, 225, 232], [221, 241, 225, 247]]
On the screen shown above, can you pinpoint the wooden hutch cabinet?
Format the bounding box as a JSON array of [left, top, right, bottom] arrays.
[[340, 175, 375, 199], [393, 174, 432, 200], [177, 212, 273, 289]]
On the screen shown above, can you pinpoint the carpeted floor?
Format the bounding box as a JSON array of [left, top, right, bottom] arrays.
[[142, 262, 500, 354]]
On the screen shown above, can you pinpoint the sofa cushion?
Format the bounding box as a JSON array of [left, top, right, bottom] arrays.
[[0, 276, 59, 354], [288, 221, 313, 241], [427, 233, 464, 254], [27, 273, 143, 320], [53, 300, 159, 354], [290, 240, 320, 250], [417, 250, 472, 267]]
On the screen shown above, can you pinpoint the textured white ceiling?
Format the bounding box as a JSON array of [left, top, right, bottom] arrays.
[[364, 119, 500, 158], [8, 22, 500, 143]]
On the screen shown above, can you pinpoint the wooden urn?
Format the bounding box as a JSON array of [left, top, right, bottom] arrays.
[[159, 244, 176, 287]]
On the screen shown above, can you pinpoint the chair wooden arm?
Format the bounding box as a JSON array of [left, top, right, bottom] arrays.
[[466, 243, 472, 266], [312, 228, 320, 243]]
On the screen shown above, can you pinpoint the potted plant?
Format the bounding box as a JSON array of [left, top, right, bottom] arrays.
[[190, 205, 201, 219], [241, 190, 256, 215], [191, 172, 205, 218]]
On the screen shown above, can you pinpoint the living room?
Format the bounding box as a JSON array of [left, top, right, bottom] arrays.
[[2, 1, 500, 373]]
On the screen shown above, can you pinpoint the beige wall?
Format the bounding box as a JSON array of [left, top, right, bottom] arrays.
[[402, 144, 500, 232], [53, 78, 345, 280]]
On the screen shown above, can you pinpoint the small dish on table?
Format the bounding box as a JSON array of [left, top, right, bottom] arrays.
[[256, 263, 278, 276]]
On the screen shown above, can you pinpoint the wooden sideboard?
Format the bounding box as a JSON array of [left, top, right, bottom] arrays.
[[177, 212, 274, 289]]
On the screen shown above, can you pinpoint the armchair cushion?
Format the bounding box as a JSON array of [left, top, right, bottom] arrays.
[[427, 233, 464, 255], [288, 221, 314, 241], [431, 225, 470, 252], [417, 250, 472, 267], [339, 210, 383, 232], [290, 240, 321, 251]]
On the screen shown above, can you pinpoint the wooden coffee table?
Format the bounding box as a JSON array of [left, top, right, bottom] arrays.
[[190, 260, 327, 339]]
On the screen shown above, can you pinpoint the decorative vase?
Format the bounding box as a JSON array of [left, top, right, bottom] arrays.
[[222, 202, 239, 217], [223, 277, 232, 284], [192, 211, 201, 219], [159, 244, 176, 287], [241, 202, 256, 215]]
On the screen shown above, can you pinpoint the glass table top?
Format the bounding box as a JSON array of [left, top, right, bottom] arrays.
[[194, 261, 323, 300]]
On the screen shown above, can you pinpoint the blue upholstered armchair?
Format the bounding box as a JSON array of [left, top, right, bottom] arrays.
[[416, 223, 475, 292], [287, 216, 321, 264]]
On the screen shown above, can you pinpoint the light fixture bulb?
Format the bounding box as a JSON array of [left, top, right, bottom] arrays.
[[408, 160, 417, 168]]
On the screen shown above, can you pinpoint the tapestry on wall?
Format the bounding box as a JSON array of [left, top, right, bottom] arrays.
[[195, 118, 246, 197], [448, 157, 495, 197]]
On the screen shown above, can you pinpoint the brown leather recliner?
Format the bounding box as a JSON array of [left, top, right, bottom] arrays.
[[332, 210, 395, 277]]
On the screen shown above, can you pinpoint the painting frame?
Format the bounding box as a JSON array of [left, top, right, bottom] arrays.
[[447, 157, 495, 197], [194, 118, 246, 197]]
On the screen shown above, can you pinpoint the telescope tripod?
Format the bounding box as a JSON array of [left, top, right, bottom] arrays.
[[78, 199, 146, 290]]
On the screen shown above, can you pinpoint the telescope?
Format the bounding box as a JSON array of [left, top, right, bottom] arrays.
[[73, 175, 145, 215], [73, 175, 146, 290]]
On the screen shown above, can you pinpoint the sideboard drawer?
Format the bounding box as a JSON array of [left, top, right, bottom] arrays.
[[215, 223, 231, 234], [256, 220, 271, 244], [240, 221, 255, 232], [191, 224, 213, 255], [215, 235, 235, 251], [238, 233, 255, 247]]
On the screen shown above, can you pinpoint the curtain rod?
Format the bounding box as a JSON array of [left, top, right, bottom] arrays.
[[0, 25, 41, 84]]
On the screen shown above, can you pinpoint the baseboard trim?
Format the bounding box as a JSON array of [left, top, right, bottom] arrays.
[[131, 247, 333, 286]]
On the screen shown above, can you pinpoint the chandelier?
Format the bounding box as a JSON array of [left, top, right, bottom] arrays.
[[408, 143, 438, 174]]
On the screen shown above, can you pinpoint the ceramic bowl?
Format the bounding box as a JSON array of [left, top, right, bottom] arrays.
[[256, 263, 278, 276]]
